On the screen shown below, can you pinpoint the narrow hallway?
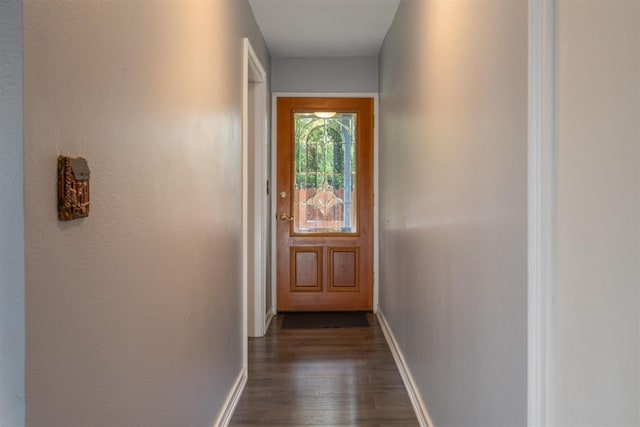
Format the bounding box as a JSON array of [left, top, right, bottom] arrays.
[[3, 1, 638, 426], [230, 314, 419, 426]]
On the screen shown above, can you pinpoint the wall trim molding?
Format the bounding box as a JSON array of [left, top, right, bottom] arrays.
[[376, 310, 434, 427], [265, 307, 275, 333], [213, 368, 247, 427], [527, 1, 556, 425], [243, 38, 269, 340]]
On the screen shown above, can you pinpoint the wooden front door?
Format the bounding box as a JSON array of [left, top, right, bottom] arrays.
[[276, 97, 374, 311]]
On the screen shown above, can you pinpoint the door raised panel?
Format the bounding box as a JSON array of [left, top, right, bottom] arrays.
[[328, 247, 360, 291], [290, 246, 322, 292]]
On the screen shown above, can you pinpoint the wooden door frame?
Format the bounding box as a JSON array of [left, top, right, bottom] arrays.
[[271, 92, 380, 315]]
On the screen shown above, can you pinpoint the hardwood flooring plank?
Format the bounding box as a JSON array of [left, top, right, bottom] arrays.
[[260, 409, 418, 425], [229, 314, 419, 426]]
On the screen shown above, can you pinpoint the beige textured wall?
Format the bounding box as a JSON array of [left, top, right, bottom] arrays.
[[23, 1, 268, 425], [378, 0, 528, 425], [551, 1, 640, 425]]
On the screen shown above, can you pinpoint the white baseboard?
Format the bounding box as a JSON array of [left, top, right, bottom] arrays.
[[376, 310, 434, 427], [213, 367, 247, 427], [265, 307, 275, 333]]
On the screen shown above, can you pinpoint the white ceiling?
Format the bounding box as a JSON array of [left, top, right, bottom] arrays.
[[248, 0, 401, 58]]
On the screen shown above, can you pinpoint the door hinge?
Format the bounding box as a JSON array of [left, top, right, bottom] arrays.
[[266, 180, 271, 195]]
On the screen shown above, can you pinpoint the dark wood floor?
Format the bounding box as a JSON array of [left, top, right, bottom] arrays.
[[229, 313, 419, 426]]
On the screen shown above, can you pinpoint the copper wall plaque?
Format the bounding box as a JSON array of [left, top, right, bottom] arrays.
[[58, 155, 90, 221]]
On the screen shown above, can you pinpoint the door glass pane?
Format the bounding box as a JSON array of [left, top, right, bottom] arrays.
[[293, 112, 357, 234]]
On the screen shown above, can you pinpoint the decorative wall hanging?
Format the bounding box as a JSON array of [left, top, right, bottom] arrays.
[[58, 155, 90, 221]]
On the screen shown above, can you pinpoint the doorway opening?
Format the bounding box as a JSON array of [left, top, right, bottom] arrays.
[[275, 97, 375, 312], [242, 39, 269, 365], [271, 93, 380, 315]]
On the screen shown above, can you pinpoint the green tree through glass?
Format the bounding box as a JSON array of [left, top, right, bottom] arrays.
[[294, 116, 353, 190]]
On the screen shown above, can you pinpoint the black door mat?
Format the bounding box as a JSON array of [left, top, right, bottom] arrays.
[[281, 312, 369, 329]]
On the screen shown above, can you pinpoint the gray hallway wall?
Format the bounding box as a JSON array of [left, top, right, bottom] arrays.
[[0, 0, 25, 425], [272, 57, 378, 93], [23, 1, 269, 425], [378, 1, 528, 425]]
